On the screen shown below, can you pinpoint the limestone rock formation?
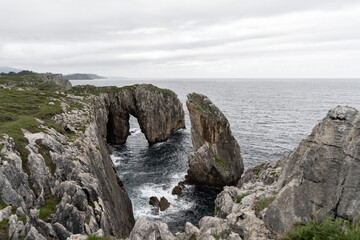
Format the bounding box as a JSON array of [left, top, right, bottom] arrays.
[[127, 217, 175, 240], [186, 93, 244, 187], [265, 106, 360, 234], [0, 92, 135, 239], [98, 84, 185, 145], [125, 106, 360, 239]]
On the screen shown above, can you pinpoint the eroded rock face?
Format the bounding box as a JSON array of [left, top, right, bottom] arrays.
[[0, 93, 135, 239], [265, 106, 360, 234], [102, 84, 185, 145], [186, 93, 244, 187]]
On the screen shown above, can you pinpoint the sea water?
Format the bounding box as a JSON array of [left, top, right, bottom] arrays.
[[71, 78, 360, 233]]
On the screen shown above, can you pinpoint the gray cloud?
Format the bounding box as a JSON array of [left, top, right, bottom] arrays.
[[0, 0, 360, 77]]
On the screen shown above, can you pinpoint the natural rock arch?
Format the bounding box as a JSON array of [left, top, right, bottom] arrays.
[[102, 84, 185, 145]]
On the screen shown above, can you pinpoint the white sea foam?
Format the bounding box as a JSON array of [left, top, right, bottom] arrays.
[[133, 181, 194, 220], [129, 128, 142, 135]]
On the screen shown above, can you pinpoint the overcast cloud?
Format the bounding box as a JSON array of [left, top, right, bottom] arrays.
[[0, 0, 359, 77]]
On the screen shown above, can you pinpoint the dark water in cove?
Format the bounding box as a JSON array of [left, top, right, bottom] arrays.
[[71, 78, 360, 233]]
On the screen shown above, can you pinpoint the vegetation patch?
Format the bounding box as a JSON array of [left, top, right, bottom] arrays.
[[254, 196, 275, 213], [0, 201, 7, 210], [213, 234, 220, 240], [39, 196, 61, 221], [189, 93, 218, 116], [253, 166, 261, 175], [86, 235, 110, 240], [214, 156, 226, 168], [215, 206, 219, 215], [70, 85, 120, 96], [236, 192, 250, 204], [35, 139, 56, 174], [281, 218, 360, 240], [0, 218, 9, 240]]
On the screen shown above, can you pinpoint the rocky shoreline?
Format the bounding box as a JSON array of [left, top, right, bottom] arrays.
[[0, 74, 359, 240], [128, 106, 360, 240]]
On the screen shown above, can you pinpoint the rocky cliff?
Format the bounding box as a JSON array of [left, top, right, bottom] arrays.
[[0, 80, 186, 239], [74, 84, 185, 145], [264, 106, 360, 234], [185, 93, 244, 187], [127, 105, 360, 240], [0, 93, 135, 239]]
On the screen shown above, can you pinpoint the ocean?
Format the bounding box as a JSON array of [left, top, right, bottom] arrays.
[[71, 78, 360, 233]]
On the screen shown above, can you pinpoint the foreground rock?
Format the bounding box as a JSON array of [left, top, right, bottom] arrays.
[[265, 106, 360, 234], [0, 89, 135, 238], [186, 93, 244, 187]]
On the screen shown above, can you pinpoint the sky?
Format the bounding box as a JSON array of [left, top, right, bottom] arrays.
[[0, 0, 360, 78]]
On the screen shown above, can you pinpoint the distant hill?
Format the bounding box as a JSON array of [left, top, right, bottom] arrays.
[[0, 67, 22, 73], [64, 73, 106, 80]]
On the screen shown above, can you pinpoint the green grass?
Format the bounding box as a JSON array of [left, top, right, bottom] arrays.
[[70, 85, 120, 96], [236, 192, 250, 203], [189, 92, 217, 116], [215, 206, 220, 215], [254, 196, 275, 213], [0, 74, 65, 92], [39, 196, 61, 221], [213, 234, 220, 240], [0, 86, 65, 193], [253, 166, 261, 175], [0, 218, 9, 240], [0, 219, 9, 240], [0, 201, 7, 210], [281, 218, 360, 240], [86, 235, 110, 240]]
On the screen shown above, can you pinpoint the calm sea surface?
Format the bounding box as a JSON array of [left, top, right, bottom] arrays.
[[71, 78, 360, 233]]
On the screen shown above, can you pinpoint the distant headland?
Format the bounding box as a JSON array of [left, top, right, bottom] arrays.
[[64, 73, 106, 80]]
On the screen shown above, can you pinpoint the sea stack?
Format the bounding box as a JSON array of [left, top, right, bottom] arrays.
[[265, 106, 360, 233], [186, 93, 244, 187]]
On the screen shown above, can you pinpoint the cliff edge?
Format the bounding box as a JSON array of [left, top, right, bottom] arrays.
[[0, 78, 186, 239]]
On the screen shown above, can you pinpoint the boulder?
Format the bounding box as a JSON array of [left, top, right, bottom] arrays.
[[149, 196, 160, 207], [186, 93, 244, 187], [265, 106, 360, 234], [159, 197, 170, 211], [128, 217, 175, 240]]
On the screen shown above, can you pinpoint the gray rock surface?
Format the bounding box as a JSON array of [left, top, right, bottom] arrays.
[[186, 93, 244, 187], [0, 91, 135, 239], [265, 106, 360, 234], [100, 84, 185, 145], [127, 217, 175, 240]]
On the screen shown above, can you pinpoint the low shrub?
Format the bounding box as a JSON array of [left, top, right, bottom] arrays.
[[281, 217, 360, 240]]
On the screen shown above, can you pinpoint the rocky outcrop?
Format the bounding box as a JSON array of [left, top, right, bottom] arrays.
[[264, 106, 360, 234], [126, 105, 360, 240], [37, 74, 72, 91], [128, 217, 175, 240], [0, 92, 135, 239], [97, 84, 185, 145], [186, 93, 244, 187], [127, 160, 282, 240]]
